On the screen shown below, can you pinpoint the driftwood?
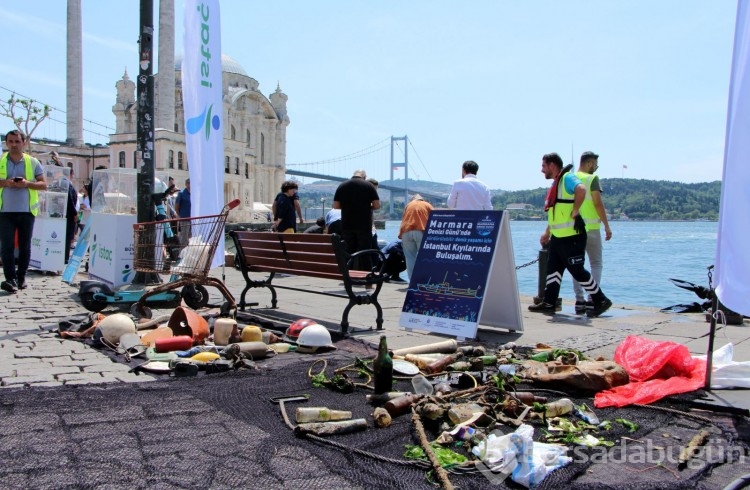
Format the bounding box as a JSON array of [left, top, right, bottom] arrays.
[[411, 408, 454, 490]]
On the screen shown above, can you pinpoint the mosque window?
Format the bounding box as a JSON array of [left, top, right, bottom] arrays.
[[261, 133, 265, 165], [174, 122, 179, 132], [235, 157, 240, 175], [133, 151, 138, 169], [225, 156, 230, 174], [246, 130, 251, 148], [231, 125, 236, 140], [168, 150, 174, 169], [178, 151, 184, 170], [118, 151, 125, 168], [245, 162, 249, 178]]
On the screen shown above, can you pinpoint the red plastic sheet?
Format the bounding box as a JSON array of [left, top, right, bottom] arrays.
[[594, 335, 707, 408]]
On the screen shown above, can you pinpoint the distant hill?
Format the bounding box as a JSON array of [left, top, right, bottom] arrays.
[[298, 178, 722, 220]]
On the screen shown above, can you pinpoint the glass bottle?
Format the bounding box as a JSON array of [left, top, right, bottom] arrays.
[[373, 336, 393, 394]]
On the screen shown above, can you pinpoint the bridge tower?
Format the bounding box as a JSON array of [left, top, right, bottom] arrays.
[[389, 135, 408, 216]]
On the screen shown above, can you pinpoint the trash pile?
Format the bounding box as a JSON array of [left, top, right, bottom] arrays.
[[293, 336, 656, 488], [56, 308, 339, 376], [54, 311, 744, 489]]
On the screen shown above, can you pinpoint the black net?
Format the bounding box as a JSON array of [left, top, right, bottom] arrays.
[[2, 344, 748, 490]]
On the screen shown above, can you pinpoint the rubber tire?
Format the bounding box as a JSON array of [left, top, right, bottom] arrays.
[[80, 285, 108, 312], [182, 284, 209, 309], [130, 302, 152, 320]]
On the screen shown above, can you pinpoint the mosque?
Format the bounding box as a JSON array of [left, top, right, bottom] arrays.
[[23, 0, 288, 223]]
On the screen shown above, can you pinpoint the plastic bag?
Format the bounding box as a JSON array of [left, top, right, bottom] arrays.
[[695, 343, 750, 389], [472, 424, 571, 488], [172, 235, 211, 275], [594, 336, 706, 408]]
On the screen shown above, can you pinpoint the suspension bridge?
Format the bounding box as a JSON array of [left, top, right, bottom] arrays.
[[285, 136, 448, 213]]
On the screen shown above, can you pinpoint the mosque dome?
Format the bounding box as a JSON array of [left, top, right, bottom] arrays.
[[174, 53, 248, 76]]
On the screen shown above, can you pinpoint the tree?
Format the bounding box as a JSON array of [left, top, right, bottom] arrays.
[[0, 93, 51, 151]]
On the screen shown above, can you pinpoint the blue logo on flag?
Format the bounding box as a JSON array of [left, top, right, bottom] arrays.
[[186, 104, 221, 140]]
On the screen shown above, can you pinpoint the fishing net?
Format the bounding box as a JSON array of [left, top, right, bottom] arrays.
[[1, 346, 748, 490]]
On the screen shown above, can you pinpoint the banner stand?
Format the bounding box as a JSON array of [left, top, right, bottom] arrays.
[[399, 210, 523, 340]]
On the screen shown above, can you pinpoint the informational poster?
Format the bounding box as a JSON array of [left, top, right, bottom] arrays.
[[399, 210, 523, 339], [87, 213, 136, 288], [29, 217, 66, 273]]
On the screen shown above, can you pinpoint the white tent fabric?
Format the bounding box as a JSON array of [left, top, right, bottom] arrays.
[[182, 0, 224, 268], [715, 0, 750, 317]]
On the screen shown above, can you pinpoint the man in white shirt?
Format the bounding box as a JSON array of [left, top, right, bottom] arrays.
[[447, 160, 492, 210]]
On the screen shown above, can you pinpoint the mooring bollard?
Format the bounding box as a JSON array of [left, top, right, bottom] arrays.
[[533, 245, 549, 305], [533, 244, 562, 309]]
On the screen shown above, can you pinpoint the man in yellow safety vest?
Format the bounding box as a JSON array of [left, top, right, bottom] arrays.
[[528, 152, 612, 317], [0, 130, 47, 293]]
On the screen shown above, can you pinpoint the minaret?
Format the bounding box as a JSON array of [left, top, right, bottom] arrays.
[[66, 0, 83, 146], [156, 0, 175, 130]]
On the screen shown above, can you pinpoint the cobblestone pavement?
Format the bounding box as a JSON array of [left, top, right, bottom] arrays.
[[2, 265, 748, 389]]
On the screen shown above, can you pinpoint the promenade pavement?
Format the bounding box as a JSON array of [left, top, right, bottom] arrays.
[[1, 264, 748, 390], [1, 265, 748, 489]]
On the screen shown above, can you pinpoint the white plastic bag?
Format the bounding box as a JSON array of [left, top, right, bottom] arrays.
[[696, 343, 750, 389], [472, 424, 571, 488], [172, 235, 211, 275]]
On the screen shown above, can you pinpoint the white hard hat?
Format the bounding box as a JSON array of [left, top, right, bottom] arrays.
[[93, 313, 136, 346], [295, 324, 335, 353]]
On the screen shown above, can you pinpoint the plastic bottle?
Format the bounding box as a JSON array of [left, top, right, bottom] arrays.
[[411, 374, 434, 395], [373, 336, 393, 394], [545, 398, 574, 417]]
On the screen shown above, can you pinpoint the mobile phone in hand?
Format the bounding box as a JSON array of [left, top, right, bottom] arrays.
[[13, 177, 23, 182]]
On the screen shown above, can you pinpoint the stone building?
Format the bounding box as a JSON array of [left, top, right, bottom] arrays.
[[20, 0, 288, 223], [109, 54, 290, 222]]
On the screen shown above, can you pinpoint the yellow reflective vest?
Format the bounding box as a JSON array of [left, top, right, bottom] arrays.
[[547, 172, 577, 238], [575, 171, 601, 231], [0, 153, 40, 216]]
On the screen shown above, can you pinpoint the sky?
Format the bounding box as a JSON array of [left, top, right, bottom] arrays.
[[0, 0, 739, 191]]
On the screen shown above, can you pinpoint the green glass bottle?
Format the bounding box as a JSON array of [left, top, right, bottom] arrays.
[[373, 336, 393, 394]]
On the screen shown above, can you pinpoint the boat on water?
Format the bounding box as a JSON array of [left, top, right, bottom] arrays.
[[417, 272, 480, 298]]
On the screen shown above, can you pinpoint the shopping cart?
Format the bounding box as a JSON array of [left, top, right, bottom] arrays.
[[78, 199, 240, 319], [130, 198, 241, 318]]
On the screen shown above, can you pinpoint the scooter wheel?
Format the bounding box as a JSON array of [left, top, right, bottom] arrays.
[[182, 284, 209, 309], [130, 303, 152, 320], [80, 285, 108, 312]]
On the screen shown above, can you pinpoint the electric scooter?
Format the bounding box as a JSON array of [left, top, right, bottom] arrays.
[[78, 187, 210, 316]]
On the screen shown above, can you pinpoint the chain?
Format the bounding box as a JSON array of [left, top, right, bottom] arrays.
[[515, 258, 539, 270], [707, 264, 714, 291]]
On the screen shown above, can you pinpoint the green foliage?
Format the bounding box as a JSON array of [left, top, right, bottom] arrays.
[[0, 93, 52, 147], [297, 178, 721, 221], [492, 178, 721, 221]]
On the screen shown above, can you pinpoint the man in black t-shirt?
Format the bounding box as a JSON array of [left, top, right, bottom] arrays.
[[273, 180, 302, 233], [333, 170, 380, 278]]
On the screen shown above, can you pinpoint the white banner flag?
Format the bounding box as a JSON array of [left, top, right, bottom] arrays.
[[183, 0, 224, 268], [715, 0, 750, 316]]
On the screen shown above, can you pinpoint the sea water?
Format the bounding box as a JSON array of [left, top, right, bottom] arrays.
[[379, 220, 718, 309]]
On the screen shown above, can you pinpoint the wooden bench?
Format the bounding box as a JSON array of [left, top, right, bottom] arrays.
[[229, 231, 387, 334]]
